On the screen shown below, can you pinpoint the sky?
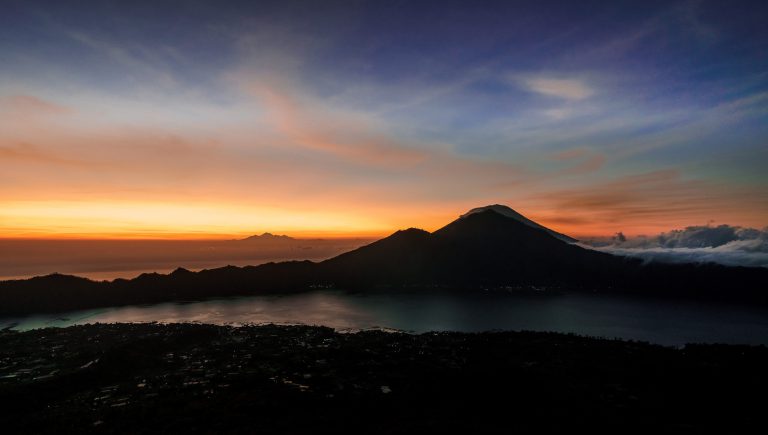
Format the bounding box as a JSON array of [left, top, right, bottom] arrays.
[[1, 0, 767, 239]]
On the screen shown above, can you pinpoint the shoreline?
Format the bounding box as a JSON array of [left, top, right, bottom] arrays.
[[2, 323, 767, 432]]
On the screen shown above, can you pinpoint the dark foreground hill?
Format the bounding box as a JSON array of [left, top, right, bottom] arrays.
[[1, 205, 767, 315], [2, 323, 767, 433]]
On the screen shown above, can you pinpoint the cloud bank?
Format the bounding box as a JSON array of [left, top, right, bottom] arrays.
[[583, 225, 768, 268]]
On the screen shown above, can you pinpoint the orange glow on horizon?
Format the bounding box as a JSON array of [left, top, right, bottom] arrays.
[[2, 199, 764, 241], [0, 200, 414, 240], [3, 90, 766, 242]]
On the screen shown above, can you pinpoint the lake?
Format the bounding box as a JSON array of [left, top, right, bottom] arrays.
[[3, 290, 768, 347]]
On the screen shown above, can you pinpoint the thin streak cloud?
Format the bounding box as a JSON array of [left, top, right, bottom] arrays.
[[520, 77, 594, 100]]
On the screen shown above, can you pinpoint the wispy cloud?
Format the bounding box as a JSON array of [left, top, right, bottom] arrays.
[[523, 169, 768, 236], [247, 79, 428, 167], [66, 31, 179, 89], [549, 148, 606, 175], [0, 143, 85, 166], [519, 77, 593, 100], [0, 95, 72, 117]]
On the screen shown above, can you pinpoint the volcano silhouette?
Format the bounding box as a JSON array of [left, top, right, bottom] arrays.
[[320, 206, 622, 287]]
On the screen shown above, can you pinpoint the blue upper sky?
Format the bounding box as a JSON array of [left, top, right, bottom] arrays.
[[1, 0, 767, 237]]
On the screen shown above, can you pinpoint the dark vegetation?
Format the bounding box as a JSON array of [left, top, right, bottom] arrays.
[[1, 323, 767, 433], [2, 209, 767, 315]]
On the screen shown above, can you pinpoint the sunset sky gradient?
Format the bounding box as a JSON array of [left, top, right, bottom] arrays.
[[1, 0, 767, 238]]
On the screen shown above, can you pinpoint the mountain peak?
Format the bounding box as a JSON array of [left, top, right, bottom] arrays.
[[461, 204, 577, 243], [462, 204, 526, 220]]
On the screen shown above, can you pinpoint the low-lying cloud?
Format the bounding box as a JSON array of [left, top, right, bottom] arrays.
[[582, 225, 768, 268]]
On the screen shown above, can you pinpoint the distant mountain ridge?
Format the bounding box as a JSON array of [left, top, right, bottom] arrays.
[[239, 232, 295, 242], [1, 204, 767, 315]]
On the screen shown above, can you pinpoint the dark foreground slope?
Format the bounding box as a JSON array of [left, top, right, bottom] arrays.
[[2, 207, 767, 315], [2, 323, 767, 433], [0, 261, 319, 315]]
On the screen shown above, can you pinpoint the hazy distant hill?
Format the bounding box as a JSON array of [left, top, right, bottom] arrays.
[[1, 205, 767, 314], [238, 232, 296, 243]]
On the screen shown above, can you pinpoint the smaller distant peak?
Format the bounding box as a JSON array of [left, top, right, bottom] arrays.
[[366, 228, 430, 247], [388, 227, 431, 240], [396, 227, 430, 235]]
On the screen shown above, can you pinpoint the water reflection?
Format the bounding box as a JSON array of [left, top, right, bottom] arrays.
[[3, 290, 768, 346]]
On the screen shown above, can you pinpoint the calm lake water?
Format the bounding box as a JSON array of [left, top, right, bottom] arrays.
[[3, 290, 768, 347]]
